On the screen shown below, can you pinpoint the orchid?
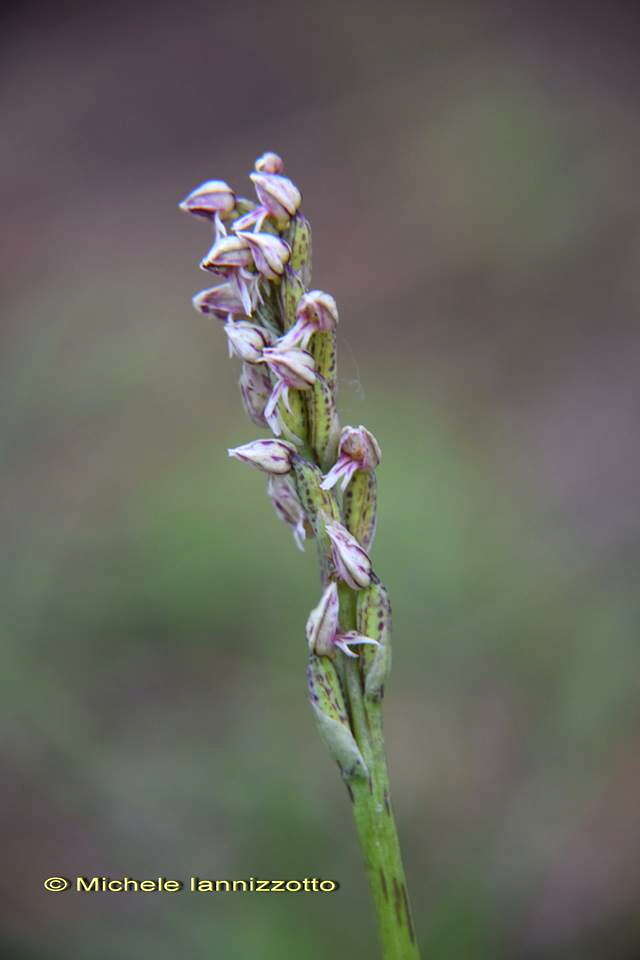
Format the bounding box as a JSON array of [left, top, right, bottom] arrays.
[[181, 153, 419, 960]]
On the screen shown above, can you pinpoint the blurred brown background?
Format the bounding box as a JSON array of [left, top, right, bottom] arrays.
[[2, 1, 640, 957]]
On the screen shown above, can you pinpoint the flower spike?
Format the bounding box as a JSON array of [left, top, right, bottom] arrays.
[[321, 425, 381, 492], [228, 439, 296, 474], [325, 519, 372, 589], [180, 151, 420, 953]]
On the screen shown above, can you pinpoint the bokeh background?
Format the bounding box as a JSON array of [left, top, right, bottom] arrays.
[[3, 1, 640, 957]]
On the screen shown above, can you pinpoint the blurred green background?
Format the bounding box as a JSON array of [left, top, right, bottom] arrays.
[[3, 1, 640, 957]]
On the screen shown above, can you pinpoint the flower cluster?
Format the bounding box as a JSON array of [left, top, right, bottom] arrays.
[[180, 152, 383, 659], [180, 155, 421, 957]]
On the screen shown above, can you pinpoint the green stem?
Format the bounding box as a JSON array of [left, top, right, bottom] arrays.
[[340, 588, 420, 959]]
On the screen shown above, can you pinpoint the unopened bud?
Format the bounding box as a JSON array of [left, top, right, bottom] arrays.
[[239, 362, 272, 427], [254, 152, 284, 174], [250, 172, 302, 221], [179, 180, 235, 219], [228, 438, 296, 475], [325, 519, 372, 590], [236, 231, 291, 280], [200, 234, 253, 274], [224, 321, 272, 363], [192, 283, 246, 321]]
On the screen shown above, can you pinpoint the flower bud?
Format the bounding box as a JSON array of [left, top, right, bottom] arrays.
[[228, 438, 296, 474], [200, 235, 253, 274], [179, 180, 235, 219], [236, 231, 291, 280], [306, 582, 339, 656], [325, 519, 372, 590], [224, 320, 272, 363], [192, 283, 246, 321], [254, 152, 284, 174], [267, 475, 310, 551], [250, 172, 302, 220], [321, 425, 381, 492], [239, 362, 272, 427]]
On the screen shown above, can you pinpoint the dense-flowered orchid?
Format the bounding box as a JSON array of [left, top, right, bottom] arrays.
[[183, 152, 418, 953], [325, 519, 372, 589], [306, 582, 379, 657], [321, 425, 381, 492]]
